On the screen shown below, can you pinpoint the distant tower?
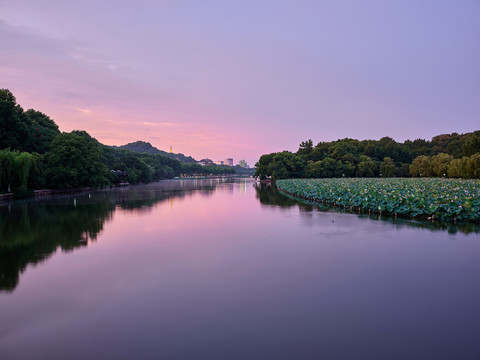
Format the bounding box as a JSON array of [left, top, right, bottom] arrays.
[[170, 145, 173, 153]]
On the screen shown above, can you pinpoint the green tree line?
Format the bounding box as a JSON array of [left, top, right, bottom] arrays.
[[0, 89, 234, 195], [255, 132, 480, 180]]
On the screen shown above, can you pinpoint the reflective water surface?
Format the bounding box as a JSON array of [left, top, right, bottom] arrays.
[[1, 178, 479, 359]]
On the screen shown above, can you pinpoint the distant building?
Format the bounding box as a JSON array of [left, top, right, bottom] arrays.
[[224, 158, 233, 167], [238, 160, 248, 168], [217, 161, 225, 166]]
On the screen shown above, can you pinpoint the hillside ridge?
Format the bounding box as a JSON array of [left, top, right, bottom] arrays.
[[114, 141, 197, 163]]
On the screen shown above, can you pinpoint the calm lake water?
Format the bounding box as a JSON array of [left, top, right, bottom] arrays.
[[1, 178, 479, 359]]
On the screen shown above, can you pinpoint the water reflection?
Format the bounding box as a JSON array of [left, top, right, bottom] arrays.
[[2, 178, 477, 293], [1, 178, 479, 360], [0, 180, 220, 292], [0, 201, 111, 292], [254, 182, 480, 235]]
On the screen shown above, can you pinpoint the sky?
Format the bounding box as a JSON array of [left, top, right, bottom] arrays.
[[1, 0, 479, 166]]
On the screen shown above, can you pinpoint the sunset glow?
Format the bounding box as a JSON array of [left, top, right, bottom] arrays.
[[1, 1, 479, 165]]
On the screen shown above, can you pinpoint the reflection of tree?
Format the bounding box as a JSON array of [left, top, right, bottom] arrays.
[[363, 215, 480, 235], [255, 182, 480, 235], [0, 201, 113, 292], [254, 183, 302, 208], [0, 180, 218, 292], [112, 182, 215, 212]]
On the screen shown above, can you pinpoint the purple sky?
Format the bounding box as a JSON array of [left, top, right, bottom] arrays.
[[1, 0, 479, 166]]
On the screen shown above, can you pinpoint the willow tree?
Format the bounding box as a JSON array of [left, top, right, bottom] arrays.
[[432, 153, 453, 177], [0, 149, 16, 192], [466, 154, 480, 178], [0, 149, 32, 193], [380, 157, 396, 177], [410, 155, 433, 177], [14, 152, 33, 190], [356, 155, 377, 177], [447, 158, 466, 178]]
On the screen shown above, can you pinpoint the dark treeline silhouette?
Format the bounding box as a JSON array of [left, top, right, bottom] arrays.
[[115, 140, 198, 163], [0, 89, 235, 196], [254, 132, 480, 180], [0, 180, 217, 292]]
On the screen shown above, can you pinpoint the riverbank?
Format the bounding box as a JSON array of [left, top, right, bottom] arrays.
[[0, 187, 95, 203], [0, 193, 14, 201]]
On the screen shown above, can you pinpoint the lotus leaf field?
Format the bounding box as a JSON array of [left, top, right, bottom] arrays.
[[276, 178, 480, 222]]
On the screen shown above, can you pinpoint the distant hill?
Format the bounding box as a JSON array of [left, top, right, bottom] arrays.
[[114, 141, 198, 163]]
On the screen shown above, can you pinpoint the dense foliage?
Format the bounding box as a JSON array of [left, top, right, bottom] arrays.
[[0, 89, 236, 195], [44, 131, 110, 188], [277, 178, 480, 222], [0, 149, 33, 194], [255, 133, 480, 180], [0, 90, 60, 153], [410, 153, 480, 179]]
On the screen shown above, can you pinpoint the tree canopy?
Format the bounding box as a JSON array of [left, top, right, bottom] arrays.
[[0, 88, 239, 195], [254, 131, 480, 180]]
